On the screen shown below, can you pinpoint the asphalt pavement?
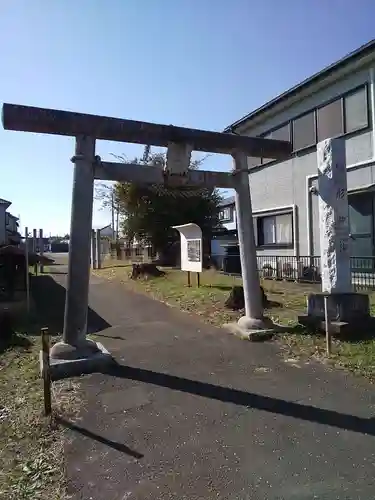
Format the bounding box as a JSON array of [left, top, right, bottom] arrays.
[[46, 256, 375, 500]]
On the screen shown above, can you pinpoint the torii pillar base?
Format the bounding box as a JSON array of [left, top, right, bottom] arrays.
[[46, 339, 113, 381], [224, 316, 276, 341]]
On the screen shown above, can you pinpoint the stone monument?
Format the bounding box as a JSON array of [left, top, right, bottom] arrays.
[[299, 137, 373, 335], [318, 137, 351, 293]]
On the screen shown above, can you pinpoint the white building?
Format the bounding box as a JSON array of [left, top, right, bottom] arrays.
[[224, 39, 375, 274]]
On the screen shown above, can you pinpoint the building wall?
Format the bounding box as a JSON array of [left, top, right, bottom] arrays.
[[244, 64, 375, 257], [211, 236, 237, 256]]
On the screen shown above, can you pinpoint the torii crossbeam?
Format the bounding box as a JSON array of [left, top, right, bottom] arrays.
[[2, 103, 292, 378]]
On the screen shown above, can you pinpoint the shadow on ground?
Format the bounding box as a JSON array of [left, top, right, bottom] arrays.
[[295, 322, 375, 343], [202, 284, 233, 292], [100, 263, 132, 270], [102, 362, 375, 437], [0, 332, 32, 355], [31, 274, 111, 336], [55, 416, 144, 459]]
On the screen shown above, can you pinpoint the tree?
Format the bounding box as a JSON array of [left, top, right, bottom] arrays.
[[95, 179, 121, 239], [104, 147, 222, 259]]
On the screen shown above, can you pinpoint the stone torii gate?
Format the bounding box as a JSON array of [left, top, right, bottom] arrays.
[[2, 103, 291, 377]]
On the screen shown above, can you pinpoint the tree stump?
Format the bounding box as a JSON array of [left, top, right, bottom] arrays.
[[225, 285, 268, 311], [131, 263, 166, 280]]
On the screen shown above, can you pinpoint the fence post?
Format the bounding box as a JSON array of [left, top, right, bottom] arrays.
[[41, 327, 52, 416], [39, 228, 44, 273], [91, 230, 97, 269], [33, 229, 38, 275], [96, 229, 102, 269], [24, 227, 30, 313], [324, 295, 332, 356]]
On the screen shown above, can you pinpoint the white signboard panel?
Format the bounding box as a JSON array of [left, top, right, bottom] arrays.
[[172, 223, 203, 273], [187, 239, 201, 262]]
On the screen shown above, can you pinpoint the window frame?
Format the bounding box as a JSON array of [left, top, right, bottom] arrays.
[[256, 211, 294, 249], [293, 83, 370, 153], [343, 84, 370, 135], [219, 206, 233, 222], [261, 123, 292, 165], [248, 83, 370, 167], [292, 109, 317, 153], [316, 97, 344, 143]]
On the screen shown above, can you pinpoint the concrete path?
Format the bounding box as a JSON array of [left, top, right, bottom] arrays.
[[45, 259, 375, 499]]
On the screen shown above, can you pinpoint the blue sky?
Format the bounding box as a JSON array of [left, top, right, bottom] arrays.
[[1, 0, 374, 235]]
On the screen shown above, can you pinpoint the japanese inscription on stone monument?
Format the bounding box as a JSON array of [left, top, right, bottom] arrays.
[[317, 137, 351, 293]]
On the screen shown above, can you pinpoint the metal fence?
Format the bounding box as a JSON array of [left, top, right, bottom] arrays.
[[211, 253, 375, 291], [99, 241, 155, 265]]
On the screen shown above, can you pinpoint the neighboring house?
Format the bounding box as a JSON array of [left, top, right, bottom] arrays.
[[6, 212, 21, 244], [0, 198, 11, 245], [98, 224, 115, 238], [218, 196, 237, 232], [34, 238, 51, 253], [224, 39, 375, 269], [211, 196, 238, 259], [0, 199, 21, 245]]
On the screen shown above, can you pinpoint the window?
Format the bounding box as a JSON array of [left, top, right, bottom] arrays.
[[292, 111, 316, 150], [345, 86, 368, 133], [317, 99, 344, 141], [257, 213, 293, 246], [219, 207, 232, 221], [261, 124, 291, 164], [251, 85, 368, 157], [269, 123, 291, 142]]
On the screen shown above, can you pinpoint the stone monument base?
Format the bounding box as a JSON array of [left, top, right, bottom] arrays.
[[298, 292, 375, 336]]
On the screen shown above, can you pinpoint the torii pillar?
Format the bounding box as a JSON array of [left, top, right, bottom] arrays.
[[1, 103, 292, 377]]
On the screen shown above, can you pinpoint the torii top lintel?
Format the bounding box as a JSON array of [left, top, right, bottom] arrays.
[[2, 103, 292, 159]]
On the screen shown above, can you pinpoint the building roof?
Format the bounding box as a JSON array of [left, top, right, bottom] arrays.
[[224, 39, 375, 133], [99, 224, 112, 231], [6, 212, 19, 221], [219, 195, 235, 207], [0, 198, 11, 208]]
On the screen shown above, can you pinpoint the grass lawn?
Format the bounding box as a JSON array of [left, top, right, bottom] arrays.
[[0, 319, 80, 500], [95, 261, 375, 381]]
